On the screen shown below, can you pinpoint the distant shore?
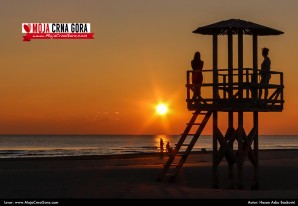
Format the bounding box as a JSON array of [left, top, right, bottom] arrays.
[[0, 149, 297, 199]]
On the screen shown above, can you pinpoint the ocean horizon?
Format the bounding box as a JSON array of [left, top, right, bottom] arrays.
[[0, 134, 298, 159]]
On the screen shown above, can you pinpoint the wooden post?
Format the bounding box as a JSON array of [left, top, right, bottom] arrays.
[[280, 73, 284, 110], [227, 30, 234, 188], [253, 112, 259, 189], [228, 30, 233, 99], [228, 30, 234, 132], [213, 34, 219, 101], [252, 34, 259, 190], [246, 69, 249, 98], [238, 31, 243, 99], [212, 34, 219, 188], [223, 75, 227, 99], [236, 31, 244, 189], [253, 35, 258, 100]]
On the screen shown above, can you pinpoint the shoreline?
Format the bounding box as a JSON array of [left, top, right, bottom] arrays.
[[0, 148, 297, 161]]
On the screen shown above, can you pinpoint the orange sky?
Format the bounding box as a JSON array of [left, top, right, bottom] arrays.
[[1, 0, 298, 135]]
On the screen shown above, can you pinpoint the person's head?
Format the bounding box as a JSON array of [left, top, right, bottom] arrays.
[[262, 47, 269, 57], [194, 51, 201, 60]]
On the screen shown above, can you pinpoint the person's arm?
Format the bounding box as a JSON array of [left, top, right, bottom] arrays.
[[200, 61, 204, 70], [260, 60, 266, 75], [263, 59, 271, 73], [191, 60, 195, 70]]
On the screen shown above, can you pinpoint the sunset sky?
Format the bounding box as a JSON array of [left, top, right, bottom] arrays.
[[1, 0, 298, 135]]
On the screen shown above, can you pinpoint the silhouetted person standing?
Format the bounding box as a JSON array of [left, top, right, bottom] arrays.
[[191, 51, 204, 100], [160, 138, 164, 155], [259, 47, 271, 101]]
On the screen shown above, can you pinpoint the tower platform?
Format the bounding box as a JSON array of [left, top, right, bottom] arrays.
[[186, 68, 284, 112]]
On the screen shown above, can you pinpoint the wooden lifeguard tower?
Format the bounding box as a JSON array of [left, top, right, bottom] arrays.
[[157, 19, 284, 189]]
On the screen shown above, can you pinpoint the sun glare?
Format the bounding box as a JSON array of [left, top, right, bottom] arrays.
[[156, 103, 168, 115]]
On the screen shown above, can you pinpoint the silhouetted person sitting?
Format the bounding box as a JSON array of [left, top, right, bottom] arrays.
[[191, 51, 204, 101], [259, 47, 271, 102], [166, 142, 170, 152], [166, 141, 174, 155]]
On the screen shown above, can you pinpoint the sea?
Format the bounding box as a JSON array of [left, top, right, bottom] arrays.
[[0, 135, 298, 159]]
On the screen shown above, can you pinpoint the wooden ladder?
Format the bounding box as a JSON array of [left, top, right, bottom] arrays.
[[156, 109, 212, 182]]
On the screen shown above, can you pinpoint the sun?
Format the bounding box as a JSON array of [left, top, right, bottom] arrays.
[[156, 103, 168, 115]]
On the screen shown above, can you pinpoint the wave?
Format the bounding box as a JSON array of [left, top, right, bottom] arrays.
[[0, 135, 298, 159]]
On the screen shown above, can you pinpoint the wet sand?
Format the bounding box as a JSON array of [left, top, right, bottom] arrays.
[[0, 149, 297, 199]]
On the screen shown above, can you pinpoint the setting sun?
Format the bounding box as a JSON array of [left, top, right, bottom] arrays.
[[156, 103, 168, 115]]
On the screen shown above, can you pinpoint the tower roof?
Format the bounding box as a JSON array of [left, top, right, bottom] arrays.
[[193, 19, 284, 36]]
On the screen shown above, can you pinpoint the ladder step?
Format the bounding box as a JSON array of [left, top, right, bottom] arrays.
[[176, 143, 190, 146], [192, 112, 208, 115], [180, 133, 196, 136], [186, 123, 201, 125], [164, 163, 179, 167]]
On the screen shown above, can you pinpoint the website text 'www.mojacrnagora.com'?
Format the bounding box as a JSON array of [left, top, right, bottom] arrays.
[[3, 200, 59, 205]]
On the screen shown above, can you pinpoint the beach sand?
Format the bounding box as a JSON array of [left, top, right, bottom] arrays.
[[0, 149, 297, 199]]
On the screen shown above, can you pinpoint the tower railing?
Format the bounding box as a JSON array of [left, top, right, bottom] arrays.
[[186, 68, 284, 111]]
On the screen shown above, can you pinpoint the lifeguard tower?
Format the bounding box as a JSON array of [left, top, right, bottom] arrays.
[[157, 19, 284, 189]]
